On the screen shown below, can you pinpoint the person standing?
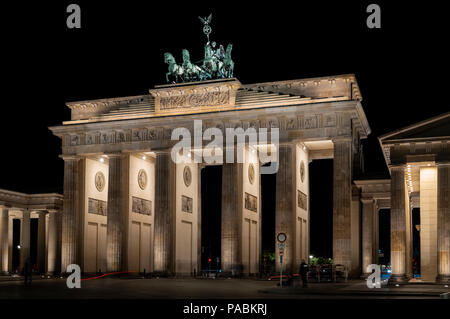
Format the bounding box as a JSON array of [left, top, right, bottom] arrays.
[[299, 259, 309, 288]]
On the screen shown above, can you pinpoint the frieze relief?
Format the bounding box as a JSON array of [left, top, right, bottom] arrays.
[[304, 115, 318, 129], [324, 114, 336, 127], [159, 91, 230, 110], [285, 117, 298, 130], [62, 112, 343, 149]]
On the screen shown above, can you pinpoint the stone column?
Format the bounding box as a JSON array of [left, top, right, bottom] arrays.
[[221, 162, 241, 275], [372, 204, 380, 265], [20, 210, 31, 271], [8, 216, 13, 272], [62, 156, 81, 272], [361, 198, 374, 276], [106, 154, 129, 272], [275, 144, 295, 273], [37, 211, 47, 273], [0, 208, 9, 273], [197, 165, 203, 275], [390, 165, 408, 282], [47, 211, 62, 274], [154, 152, 175, 274], [333, 138, 353, 271], [437, 163, 450, 282]]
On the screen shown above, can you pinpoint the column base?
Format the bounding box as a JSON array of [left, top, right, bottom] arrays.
[[388, 274, 410, 284], [360, 273, 371, 279], [436, 274, 450, 283]]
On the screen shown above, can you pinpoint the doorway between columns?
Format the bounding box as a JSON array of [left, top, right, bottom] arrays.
[[261, 162, 276, 275], [378, 209, 390, 271], [412, 207, 421, 278], [200, 165, 222, 275], [309, 159, 333, 261], [12, 219, 20, 272]]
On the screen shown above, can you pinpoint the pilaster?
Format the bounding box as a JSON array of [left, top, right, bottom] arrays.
[[437, 163, 450, 282]]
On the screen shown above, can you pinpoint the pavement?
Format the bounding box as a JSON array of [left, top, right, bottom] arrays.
[[0, 275, 449, 299]]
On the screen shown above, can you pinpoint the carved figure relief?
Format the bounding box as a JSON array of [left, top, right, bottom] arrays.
[[300, 160, 305, 183], [95, 171, 105, 192], [183, 166, 192, 187], [138, 169, 147, 190], [248, 163, 255, 185]]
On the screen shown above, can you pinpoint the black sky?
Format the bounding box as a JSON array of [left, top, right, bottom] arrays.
[[1, 1, 447, 195]]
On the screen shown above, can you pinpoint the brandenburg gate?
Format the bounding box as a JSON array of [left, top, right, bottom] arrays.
[[48, 74, 370, 277]]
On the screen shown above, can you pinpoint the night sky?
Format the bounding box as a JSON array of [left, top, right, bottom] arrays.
[[1, 2, 447, 264]]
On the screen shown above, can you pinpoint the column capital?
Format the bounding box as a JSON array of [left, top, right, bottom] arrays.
[[104, 152, 128, 159], [59, 154, 82, 161], [154, 149, 172, 155], [389, 164, 405, 170], [361, 198, 375, 204]]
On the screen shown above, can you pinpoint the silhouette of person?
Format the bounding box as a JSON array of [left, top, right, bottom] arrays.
[[24, 257, 32, 286], [299, 259, 309, 288]]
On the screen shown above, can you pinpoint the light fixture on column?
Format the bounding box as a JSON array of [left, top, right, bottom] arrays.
[[142, 155, 147, 160], [99, 157, 105, 163]]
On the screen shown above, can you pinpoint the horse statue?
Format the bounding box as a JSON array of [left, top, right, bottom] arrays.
[[164, 52, 184, 83], [222, 44, 234, 78], [182, 49, 202, 82]]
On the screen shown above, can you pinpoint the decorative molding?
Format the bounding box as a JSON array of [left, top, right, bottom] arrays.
[[183, 166, 192, 187], [300, 160, 305, 183], [94, 172, 106, 192], [137, 169, 147, 190], [248, 163, 255, 185], [150, 80, 241, 113]]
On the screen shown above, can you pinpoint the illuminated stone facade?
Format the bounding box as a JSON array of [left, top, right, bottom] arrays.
[[48, 74, 370, 277], [0, 190, 62, 274]]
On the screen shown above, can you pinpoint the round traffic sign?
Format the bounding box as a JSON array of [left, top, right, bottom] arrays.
[[277, 232, 287, 243]]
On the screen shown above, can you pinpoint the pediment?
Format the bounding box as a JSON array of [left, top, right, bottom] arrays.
[[379, 112, 450, 142]]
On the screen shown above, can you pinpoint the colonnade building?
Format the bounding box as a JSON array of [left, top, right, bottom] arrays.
[[0, 75, 448, 282]]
